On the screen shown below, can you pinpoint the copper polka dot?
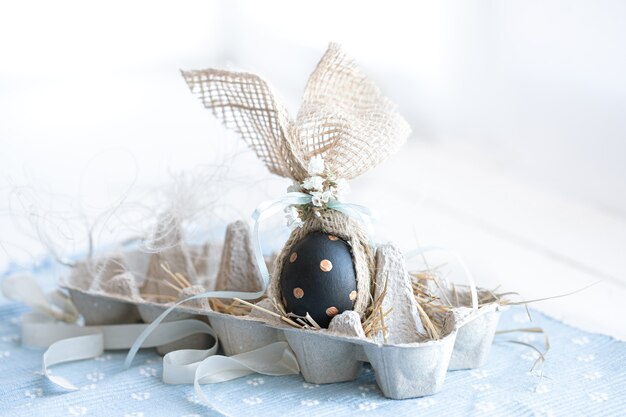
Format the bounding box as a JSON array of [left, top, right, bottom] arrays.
[[320, 259, 333, 272], [326, 306, 339, 317], [328, 235, 338, 241], [289, 252, 298, 263], [349, 290, 357, 301], [293, 287, 304, 299]]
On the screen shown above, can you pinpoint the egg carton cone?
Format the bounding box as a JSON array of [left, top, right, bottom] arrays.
[[371, 244, 426, 343], [412, 261, 503, 371], [361, 329, 456, 399], [284, 327, 364, 384], [214, 220, 264, 294], [65, 255, 142, 325], [141, 215, 200, 299], [59, 221, 500, 399], [449, 303, 500, 370], [209, 312, 285, 357], [418, 283, 502, 371]]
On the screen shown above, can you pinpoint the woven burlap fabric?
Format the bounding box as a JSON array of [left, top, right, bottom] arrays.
[[181, 43, 410, 181], [182, 43, 410, 317]]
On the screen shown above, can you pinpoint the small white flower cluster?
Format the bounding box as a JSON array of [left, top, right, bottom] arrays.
[[284, 155, 348, 229], [285, 206, 304, 229]]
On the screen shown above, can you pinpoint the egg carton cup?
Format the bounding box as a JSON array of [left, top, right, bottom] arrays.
[[59, 225, 501, 399]]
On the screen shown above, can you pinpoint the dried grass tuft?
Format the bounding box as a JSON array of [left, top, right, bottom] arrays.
[[409, 270, 455, 341], [362, 273, 393, 343], [410, 265, 592, 379], [231, 297, 322, 330], [208, 298, 253, 316], [140, 262, 194, 303]]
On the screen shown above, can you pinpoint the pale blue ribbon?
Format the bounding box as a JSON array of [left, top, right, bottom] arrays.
[[124, 192, 375, 368]]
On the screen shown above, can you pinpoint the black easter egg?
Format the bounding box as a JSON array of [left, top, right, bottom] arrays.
[[280, 232, 358, 328]]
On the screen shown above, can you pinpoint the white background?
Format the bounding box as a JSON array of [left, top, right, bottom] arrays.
[[1, 1, 625, 338]]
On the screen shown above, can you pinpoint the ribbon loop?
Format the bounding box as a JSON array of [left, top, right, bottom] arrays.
[[192, 341, 300, 406], [1, 273, 299, 396], [1, 273, 79, 323], [43, 334, 104, 390]]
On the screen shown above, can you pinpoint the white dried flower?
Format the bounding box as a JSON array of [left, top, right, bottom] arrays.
[[310, 192, 324, 207], [311, 190, 333, 207], [307, 155, 325, 176], [284, 206, 304, 229], [302, 175, 324, 191]]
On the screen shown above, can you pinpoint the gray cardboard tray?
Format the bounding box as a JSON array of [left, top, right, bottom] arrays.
[[60, 239, 500, 400]]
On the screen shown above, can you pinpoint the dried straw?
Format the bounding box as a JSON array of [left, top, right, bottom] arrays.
[[232, 297, 319, 329], [411, 263, 593, 379], [208, 298, 253, 316], [496, 327, 551, 378], [408, 270, 455, 341], [362, 273, 393, 342], [140, 262, 194, 302]]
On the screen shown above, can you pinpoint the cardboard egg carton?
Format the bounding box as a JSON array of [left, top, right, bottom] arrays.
[[60, 221, 501, 399]]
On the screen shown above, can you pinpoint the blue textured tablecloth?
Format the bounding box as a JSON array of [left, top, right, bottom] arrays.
[[0, 260, 624, 417]]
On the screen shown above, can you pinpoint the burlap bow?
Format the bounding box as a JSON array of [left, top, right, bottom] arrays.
[[182, 43, 410, 317]]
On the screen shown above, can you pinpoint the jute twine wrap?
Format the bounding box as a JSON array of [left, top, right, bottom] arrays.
[[271, 209, 375, 316], [182, 43, 410, 317]]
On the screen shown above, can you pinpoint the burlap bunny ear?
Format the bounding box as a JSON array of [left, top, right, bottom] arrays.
[[296, 43, 411, 179], [181, 69, 308, 180], [183, 44, 410, 181]]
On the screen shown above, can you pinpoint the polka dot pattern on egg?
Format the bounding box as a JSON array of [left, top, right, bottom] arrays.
[[280, 231, 357, 328], [320, 259, 333, 272]]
